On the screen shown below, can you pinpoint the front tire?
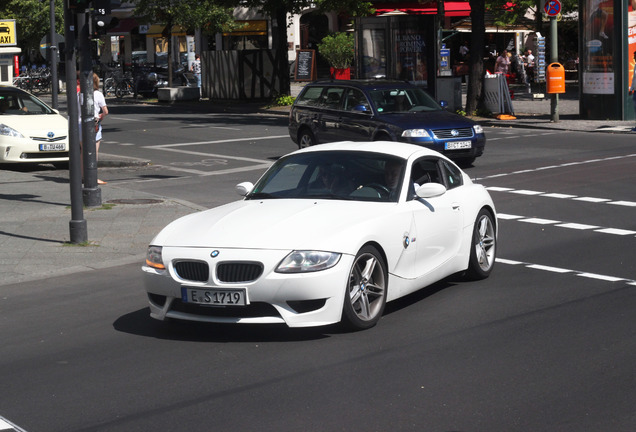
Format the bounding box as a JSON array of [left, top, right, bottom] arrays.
[[298, 129, 316, 148], [341, 245, 387, 330], [464, 208, 496, 280]]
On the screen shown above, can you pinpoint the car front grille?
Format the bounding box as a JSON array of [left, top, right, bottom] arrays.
[[31, 136, 67, 142], [174, 260, 209, 282], [173, 260, 264, 283], [432, 127, 474, 139], [217, 262, 264, 283]]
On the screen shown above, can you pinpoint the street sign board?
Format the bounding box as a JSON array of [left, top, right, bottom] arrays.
[[544, 0, 562, 16], [0, 19, 17, 46]]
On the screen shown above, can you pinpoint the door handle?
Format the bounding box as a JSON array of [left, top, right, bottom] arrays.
[[452, 203, 460, 210]]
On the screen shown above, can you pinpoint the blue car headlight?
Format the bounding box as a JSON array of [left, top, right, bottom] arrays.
[[401, 129, 431, 138], [276, 251, 341, 273]]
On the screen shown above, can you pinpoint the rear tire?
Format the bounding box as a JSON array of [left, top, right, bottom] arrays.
[[464, 208, 496, 280], [341, 245, 387, 330]]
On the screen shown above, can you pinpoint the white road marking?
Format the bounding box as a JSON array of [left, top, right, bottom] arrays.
[[148, 147, 271, 164], [146, 135, 290, 148], [496, 258, 636, 285], [557, 223, 600, 230], [573, 196, 611, 203], [519, 217, 560, 225], [486, 187, 636, 208], [497, 213, 635, 237], [510, 189, 544, 195], [0, 416, 27, 431], [477, 153, 636, 180]]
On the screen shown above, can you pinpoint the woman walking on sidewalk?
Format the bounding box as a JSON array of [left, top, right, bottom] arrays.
[[93, 73, 109, 184]]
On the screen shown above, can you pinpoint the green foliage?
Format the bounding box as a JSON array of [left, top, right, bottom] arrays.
[[317, 32, 355, 69], [271, 94, 296, 106], [0, 0, 65, 61], [133, 0, 236, 35]]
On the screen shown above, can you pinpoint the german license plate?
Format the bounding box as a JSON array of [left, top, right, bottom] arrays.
[[39, 143, 66, 151], [445, 141, 472, 150], [181, 286, 247, 306]]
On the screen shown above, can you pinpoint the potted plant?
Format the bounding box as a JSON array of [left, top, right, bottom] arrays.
[[317, 32, 355, 80]]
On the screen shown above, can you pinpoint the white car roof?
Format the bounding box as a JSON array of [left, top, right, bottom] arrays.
[[294, 141, 446, 160]]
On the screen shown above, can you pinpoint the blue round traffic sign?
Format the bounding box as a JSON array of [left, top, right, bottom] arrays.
[[544, 0, 562, 16]]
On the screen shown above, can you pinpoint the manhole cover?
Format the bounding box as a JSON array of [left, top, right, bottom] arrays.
[[107, 199, 164, 205]]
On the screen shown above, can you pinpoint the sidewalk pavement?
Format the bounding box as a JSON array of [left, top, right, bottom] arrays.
[[1, 87, 634, 287]]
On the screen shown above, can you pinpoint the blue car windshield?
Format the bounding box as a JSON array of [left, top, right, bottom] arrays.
[[369, 87, 441, 114], [248, 151, 406, 203]]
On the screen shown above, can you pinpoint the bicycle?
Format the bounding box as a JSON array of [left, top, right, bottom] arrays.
[[115, 72, 134, 98]]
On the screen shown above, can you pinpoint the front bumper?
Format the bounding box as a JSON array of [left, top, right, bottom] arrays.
[[143, 247, 354, 328], [0, 138, 69, 163]]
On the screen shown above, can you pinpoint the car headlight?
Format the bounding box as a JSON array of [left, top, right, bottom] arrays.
[[401, 129, 431, 138], [473, 124, 484, 134], [145, 245, 165, 270], [276, 251, 341, 273], [0, 124, 24, 138]]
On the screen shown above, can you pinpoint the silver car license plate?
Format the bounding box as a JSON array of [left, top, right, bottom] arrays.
[[39, 143, 66, 151], [181, 286, 247, 306]]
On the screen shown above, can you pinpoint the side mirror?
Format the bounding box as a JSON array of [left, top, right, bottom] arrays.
[[439, 100, 448, 108], [236, 182, 254, 197], [415, 182, 446, 198]]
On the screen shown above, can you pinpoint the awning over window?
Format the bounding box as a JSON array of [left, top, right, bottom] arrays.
[[144, 24, 166, 37], [107, 18, 138, 34], [374, 1, 471, 17], [223, 20, 268, 36], [171, 25, 187, 36]]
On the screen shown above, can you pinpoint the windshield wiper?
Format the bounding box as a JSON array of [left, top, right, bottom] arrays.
[[247, 192, 279, 199]]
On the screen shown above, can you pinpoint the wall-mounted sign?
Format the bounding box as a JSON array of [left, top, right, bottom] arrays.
[[0, 20, 17, 46]]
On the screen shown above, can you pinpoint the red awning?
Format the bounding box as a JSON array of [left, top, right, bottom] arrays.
[[374, 1, 471, 17], [107, 18, 138, 34]]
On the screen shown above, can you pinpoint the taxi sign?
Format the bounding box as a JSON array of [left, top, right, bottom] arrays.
[[0, 20, 17, 46], [544, 0, 562, 16]]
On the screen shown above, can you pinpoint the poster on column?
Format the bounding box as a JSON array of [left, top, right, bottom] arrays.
[[582, 0, 615, 94], [628, 0, 636, 88]]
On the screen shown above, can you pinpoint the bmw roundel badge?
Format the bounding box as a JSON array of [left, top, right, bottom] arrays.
[[210, 250, 220, 258]]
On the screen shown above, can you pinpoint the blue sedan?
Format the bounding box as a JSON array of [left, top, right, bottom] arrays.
[[289, 79, 486, 165]]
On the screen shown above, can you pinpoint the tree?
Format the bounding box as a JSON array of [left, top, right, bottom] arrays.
[[0, 0, 64, 65], [240, 0, 374, 95], [133, 0, 236, 86]]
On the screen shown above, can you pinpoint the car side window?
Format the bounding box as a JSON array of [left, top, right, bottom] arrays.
[[343, 88, 371, 113], [321, 87, 344, 110], [296, 86, 325, 107], [440, 160, 463, 190], [407, 158, 443, 200]]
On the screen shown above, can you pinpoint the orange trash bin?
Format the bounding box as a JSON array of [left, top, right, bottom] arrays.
[[546, 63, 566, 94]]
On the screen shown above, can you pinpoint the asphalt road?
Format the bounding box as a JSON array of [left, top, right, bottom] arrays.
[[2, 106, 635, 432]]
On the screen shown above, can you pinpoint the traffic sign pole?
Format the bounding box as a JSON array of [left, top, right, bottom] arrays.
[[550, 15, 559, 122]]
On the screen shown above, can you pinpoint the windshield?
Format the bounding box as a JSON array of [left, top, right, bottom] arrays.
[[0, 90, 54, 115], [369, 87, 441, 114], [248, 151, 406, 203]]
